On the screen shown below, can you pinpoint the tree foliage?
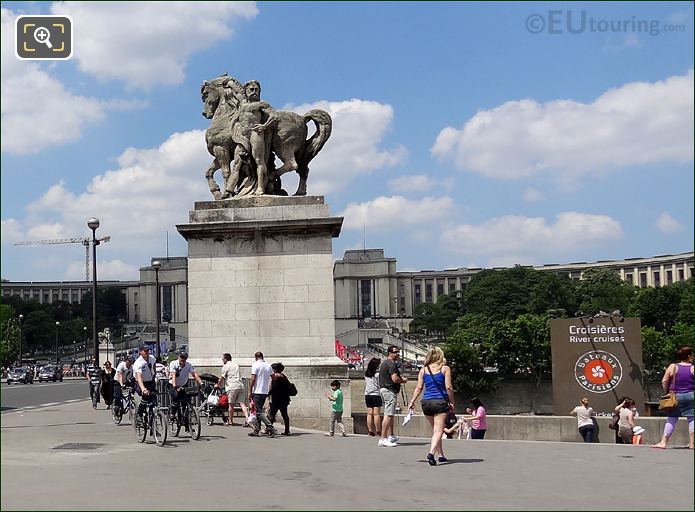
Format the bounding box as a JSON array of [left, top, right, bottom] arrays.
[[572, 268, 635, 316], [0, 304, 20, 367], [411, 264, 692, 397]]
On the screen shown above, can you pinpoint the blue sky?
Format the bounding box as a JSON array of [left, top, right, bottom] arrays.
[[1, 1, 693, 281]]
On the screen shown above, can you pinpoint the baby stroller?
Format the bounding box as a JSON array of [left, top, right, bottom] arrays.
[[197, 373, 229, 426]]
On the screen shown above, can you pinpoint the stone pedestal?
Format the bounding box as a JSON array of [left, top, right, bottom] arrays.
[[176, 196, 351, 430]]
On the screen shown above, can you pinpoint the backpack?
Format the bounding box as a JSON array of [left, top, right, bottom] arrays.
[[287, 382, 298, 397], [608, 412, 620, 430]]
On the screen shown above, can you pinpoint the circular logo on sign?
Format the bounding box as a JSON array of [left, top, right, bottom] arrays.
[[574, 350, 623, 393]]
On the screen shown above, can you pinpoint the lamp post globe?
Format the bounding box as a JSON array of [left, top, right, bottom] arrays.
[[152, 260, 162, 359], [87, 217, 100, 231]]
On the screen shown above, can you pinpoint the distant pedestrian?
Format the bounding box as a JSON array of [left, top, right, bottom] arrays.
[[378, 345, 408, 447], [247, 351, 277, 437], [100, 361, 116, 409], [617, 398, 636, 444], [269, 362, 292, 436], [613, 397, 639, 444], [407, 347, 454, 465], [324, 380, 347, 437], [218, 353, 249, 426], [570, 397, 596, 443], [466, 398, 487, 439], [364, 357, 383, 437], [86, 357, 101, 409], [652, 346, 694, 450]]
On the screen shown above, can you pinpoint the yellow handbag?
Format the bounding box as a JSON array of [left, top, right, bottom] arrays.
[[658, 391, 678, 411]]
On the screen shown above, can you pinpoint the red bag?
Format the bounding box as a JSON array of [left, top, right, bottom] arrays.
[[218, 393, 229, 408]]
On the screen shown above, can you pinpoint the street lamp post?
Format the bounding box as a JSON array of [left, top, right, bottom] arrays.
[[87, 217, 100, 364], [55, 321, 60, 366], [152, 261, 161, 359], [18, 314, 24, 366], [83, 326, 88, 362]]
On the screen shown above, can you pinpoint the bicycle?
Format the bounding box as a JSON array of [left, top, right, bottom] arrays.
[[133, 393, 168, 446], [112, 385, 135, 425], [168, 387, 201, 440]]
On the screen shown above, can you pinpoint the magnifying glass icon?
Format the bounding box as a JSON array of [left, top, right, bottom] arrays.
[[34, 26, 53, 49]]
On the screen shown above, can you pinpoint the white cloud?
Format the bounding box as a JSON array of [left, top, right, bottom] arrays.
[[0, 8, 144, 155], [51, 1, 258, 89], [441, 212, 623, 262], [16, 129, 211, 270], [64, 259, 139, 281], [1, 218, 24, 244], [340, 196, 454, 231], [432, 71, 694, 181], [655, 212, 683, 234], [388, 174, 435, 194], [26, 223, 69, 239], [285, 99, 408, 194], [522, 187, 545, 203]]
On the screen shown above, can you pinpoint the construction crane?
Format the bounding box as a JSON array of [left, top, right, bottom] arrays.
[[14, 236, 111, 281]]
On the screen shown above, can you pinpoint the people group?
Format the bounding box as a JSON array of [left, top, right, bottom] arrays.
[[85, 343, 694, 459]]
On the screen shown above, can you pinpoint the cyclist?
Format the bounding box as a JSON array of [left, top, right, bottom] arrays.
[[113, 355, 135, 413], [133, 345, 157, 417], [168, 352, 203, 421]]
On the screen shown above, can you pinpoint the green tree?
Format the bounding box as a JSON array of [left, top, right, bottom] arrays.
[[444, 314, 501, 395], [640, 326, 675, 400], [573, 268, 635, 316], [410, 292, 464, 337], [464, 266, 575, 320], [628, 284, 685, 332], [21, 310, 55, 351], [676, 279, 694, 325], [502, 314, 551, 387], [0, 304, 20, 367], [80, 287, 127, 331]]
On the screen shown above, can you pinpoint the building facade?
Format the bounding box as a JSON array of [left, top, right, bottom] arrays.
[[3, 250, 693, 338]]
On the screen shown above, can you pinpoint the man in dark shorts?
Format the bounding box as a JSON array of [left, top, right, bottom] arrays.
[[378, 345, 407, 447]]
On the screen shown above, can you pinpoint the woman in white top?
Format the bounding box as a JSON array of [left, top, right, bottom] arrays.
[[570, 397, 596, 443], [364, 358, 383, 437]]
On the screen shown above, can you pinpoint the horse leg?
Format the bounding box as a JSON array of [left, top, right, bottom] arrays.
[[213, 146, 234, 199], [294, 162, 309, 196], [205, 158, 222, 200]]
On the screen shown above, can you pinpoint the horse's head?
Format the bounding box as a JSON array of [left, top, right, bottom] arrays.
[[201, 81, 220, 119]]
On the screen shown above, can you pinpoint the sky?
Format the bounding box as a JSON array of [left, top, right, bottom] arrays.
[[1, 1, 693, 282]]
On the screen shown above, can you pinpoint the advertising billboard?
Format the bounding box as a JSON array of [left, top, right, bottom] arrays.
[[550, 317, 643, 415]]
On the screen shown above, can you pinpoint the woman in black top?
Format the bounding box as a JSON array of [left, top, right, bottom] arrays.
[[269, 362, 292, 435], [100, 361, 117, 409]]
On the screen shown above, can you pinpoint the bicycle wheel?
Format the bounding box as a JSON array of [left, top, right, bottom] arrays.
[[153, 410, 168, 447], [134, 410, 147, 443], [127, 402, 134, 423], [169, 410, 180, 438], [112, 405, 123, 425], [189, 406, 201, 440]]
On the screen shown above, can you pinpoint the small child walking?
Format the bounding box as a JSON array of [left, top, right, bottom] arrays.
[[324, 380, 347, 437]]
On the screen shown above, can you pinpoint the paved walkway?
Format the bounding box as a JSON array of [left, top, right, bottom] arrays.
[[1, 400, 693, 510]]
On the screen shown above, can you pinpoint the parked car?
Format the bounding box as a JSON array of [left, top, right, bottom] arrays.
[[38, 366, 64, 382], [7, 367, 34, 385]]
